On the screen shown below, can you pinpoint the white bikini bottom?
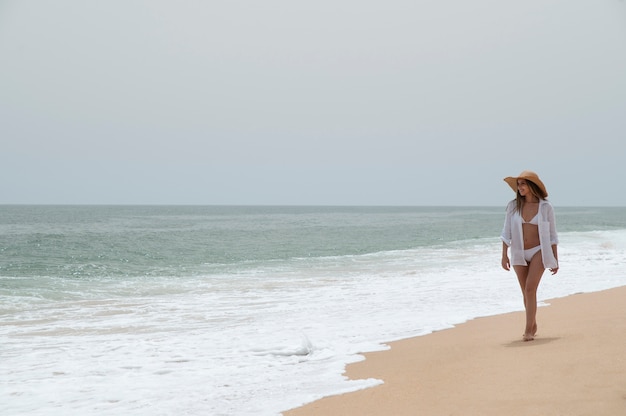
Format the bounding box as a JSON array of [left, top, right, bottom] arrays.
[[523, 245, 541, 262]]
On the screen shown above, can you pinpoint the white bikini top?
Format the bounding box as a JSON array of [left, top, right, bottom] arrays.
[[516, 212, 539, 225], [521, 212, 538, 225]]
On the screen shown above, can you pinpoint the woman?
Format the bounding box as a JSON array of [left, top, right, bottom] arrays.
[[500, 171, 559, 342]]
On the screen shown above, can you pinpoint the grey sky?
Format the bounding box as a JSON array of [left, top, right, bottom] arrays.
[[1, 0, 625, 206]]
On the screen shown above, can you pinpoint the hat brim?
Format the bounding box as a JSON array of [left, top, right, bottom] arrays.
[[504, 177, 519, 193], [503, 173, 548, 197]]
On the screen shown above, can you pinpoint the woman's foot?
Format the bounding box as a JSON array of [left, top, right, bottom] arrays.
[[521, 323, 537, 340]]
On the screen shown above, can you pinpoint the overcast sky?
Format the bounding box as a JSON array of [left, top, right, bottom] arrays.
[[1, 0, 625, 206]]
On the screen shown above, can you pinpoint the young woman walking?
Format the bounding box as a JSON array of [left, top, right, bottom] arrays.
[[501, 171, 559, 341]]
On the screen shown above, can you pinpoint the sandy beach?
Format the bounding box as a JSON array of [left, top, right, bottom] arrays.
[[284, 285, 626, 416]]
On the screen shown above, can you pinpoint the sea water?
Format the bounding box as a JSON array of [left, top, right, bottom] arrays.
[[1, 205, 625, 416]]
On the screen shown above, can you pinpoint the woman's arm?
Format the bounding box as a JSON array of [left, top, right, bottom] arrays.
[[550, 244, 559, 275], [501, 241, 510, 271], [500, 201, 514, 271]]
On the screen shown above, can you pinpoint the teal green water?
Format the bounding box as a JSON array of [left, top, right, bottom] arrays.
[[1, 205, 625, 279]]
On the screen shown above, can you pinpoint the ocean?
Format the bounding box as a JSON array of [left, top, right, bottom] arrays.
[[2, 205, 626, 416]]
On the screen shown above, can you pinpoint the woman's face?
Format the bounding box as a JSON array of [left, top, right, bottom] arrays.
[[517, 179, 529, 197]]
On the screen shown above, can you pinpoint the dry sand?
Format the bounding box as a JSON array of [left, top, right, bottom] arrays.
[[284, 285, 626, 416]]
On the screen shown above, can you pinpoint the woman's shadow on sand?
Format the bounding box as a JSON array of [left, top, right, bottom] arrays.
[[504, 337, 560, 347]]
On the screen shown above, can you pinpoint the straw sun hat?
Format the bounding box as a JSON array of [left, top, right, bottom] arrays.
[[503, 170, 548, 197]]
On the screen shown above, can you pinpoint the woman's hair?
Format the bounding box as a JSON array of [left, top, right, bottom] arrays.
[[515, 180, 547, 212]]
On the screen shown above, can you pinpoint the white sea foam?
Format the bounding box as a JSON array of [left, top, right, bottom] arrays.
[[2, 230, 626, 416]]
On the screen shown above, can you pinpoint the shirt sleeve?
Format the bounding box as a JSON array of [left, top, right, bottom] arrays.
[[500, 200, 515, 246], [545, 202, 559, 245]]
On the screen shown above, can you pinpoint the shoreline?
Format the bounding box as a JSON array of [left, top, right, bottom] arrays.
[[283, 285, 626, 416]]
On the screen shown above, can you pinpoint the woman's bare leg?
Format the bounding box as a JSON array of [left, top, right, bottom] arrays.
[[514, 252, 545, 341], [514, 265, 530, 337]]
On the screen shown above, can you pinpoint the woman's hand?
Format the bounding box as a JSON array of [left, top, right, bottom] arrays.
[[549, 267, 559, 275], [501, 242, 510, 271], [501, 256, 510, 271]]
